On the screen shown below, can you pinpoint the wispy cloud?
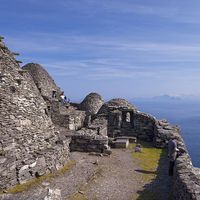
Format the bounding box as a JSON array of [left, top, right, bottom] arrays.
[[4, 0, 199, 25], [42, 59, 157, 80], [7, 32, 200, 61], [38, 56, 200, 82], [60, 0, 200, 24], [2, 0, 200, 98], [6, 32, 200, 83]]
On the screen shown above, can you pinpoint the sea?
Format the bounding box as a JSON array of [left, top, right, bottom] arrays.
[[131, 97, 200, 168]]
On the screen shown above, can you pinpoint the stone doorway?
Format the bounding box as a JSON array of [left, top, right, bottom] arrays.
[[122, 110, 134, 128]]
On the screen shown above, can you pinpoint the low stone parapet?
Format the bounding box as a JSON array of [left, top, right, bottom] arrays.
[[172, 137, 200, 200], [69, 132, 110, 154], [114, 138, 129, 148]]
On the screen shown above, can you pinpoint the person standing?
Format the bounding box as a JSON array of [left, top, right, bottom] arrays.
[[60, 91, 65, 105], [168, 136, 179, 176]]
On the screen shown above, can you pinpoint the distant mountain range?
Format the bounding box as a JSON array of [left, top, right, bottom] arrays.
[[152, 95, 182, 101], [130, 94, 200, 103]]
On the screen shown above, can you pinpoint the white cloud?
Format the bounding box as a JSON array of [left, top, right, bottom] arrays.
[[7, 33, 200, 61], [60, 0, 200, 24], [5, 32, 200, 83]]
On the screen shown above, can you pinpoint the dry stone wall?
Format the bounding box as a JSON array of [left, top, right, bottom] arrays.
[[152, 119, 200, 199], [80, 92, 104, 115], [98, 98, 136, 116], [134, 112, 156, 142], [97, 98, 200, 199], [171, 134, 200, 199], [88, 116, 108, 136], [51, 110, 86, 131], [69, 131, 109, 153], [0, 41, 70, 189], [22, 63, 61, 98], [68, 114, 109, 153]]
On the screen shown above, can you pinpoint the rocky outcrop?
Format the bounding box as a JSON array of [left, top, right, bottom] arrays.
[[80, 92, 104, 115]]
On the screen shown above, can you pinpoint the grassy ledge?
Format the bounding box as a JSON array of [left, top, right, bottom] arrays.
[[131, 141, 166, 181]]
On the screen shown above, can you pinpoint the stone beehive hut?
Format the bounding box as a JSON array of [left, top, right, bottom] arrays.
[[80, 92, 104, 115], [22, 63, 61, 98], [0, 40, 70, 189], [98, 98, 136, 115]]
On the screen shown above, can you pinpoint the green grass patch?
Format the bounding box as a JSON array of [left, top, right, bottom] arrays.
[[131, 141, 166, 181], [130, 142, 168, 200], [2, 160, 76, 194]]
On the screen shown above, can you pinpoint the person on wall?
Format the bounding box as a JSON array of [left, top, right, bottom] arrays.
[[168, 136, 179, 176]]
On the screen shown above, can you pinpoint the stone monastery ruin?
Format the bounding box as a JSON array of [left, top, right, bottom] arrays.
[[1, 38, 200, 200]]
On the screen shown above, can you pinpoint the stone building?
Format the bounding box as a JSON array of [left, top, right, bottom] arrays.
[[22, 63, 61, 98], [97, 98, 156, 142], [0, 40, 70, 189], [80, 92, 104, 115], [23, 63, 86, 132]]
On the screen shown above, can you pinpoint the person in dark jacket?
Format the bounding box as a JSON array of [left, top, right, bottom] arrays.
[[168, 136, 179, 176]]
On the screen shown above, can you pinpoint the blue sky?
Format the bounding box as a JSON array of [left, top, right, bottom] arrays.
[[1, 0, 200, 101]]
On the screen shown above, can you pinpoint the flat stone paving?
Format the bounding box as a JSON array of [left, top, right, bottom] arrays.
[[0, 148, 172, 200]]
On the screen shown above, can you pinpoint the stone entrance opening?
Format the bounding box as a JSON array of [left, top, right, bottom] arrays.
[[125, 112, 130, 122], [122, 110, 134, 127]]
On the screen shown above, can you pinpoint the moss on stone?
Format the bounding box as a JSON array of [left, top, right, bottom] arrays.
[[3, 160, 75, 194]]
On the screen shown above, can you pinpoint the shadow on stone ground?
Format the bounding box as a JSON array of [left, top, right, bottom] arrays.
[[136, 148, 174, 200], [0, 145, 174, 200]]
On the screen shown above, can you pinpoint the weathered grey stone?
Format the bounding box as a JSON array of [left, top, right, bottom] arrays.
[[22, 63, 61, 98], [115, 139, 129, 148], [80, 92, 104, 115], [98, 98, 136, 115], [44, 188, 61, 200], [0, 41, 70, 189], [0, 157, 7, 164]]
